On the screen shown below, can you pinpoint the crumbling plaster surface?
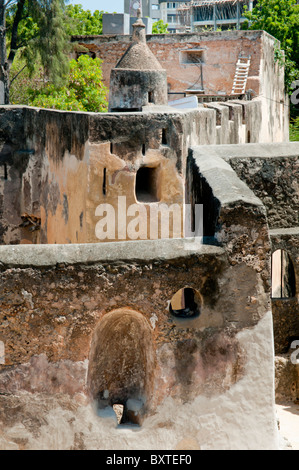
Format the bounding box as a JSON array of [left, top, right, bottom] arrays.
[[193, 142, 299, 231], [0, 213, 276, 448], [0, 239, 264, 372], [0, 104, 268, 245], [229, 158, 299, 230], [187, 146, 271, 297], [221, 146, 299, 360], [0, 311, 279, 450], [191, 142, 299, 404]]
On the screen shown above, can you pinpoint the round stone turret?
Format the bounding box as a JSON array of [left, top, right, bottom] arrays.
[[108, 10, 168, 112]]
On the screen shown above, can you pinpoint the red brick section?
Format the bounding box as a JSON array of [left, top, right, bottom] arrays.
[[74, 31, 262, 95]]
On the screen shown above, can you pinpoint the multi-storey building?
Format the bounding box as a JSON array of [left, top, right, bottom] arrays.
[[124, 0, 256, 33], [124, 0, 162, 23], [177, 0, 255, 32], [158, 1, 188, 32]]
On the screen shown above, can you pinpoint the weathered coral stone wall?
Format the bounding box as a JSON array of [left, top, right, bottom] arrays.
[[270, 228, 299, 355], [0, 107, 188, 244], [227, 145, 299, 356], [228, 154, 299, 231], [0, 103, 268, 245], [0, 236, 278, 449], [198, 142, 299, 404], [0, 140, 279, 448], [0, 244, 243, 402]]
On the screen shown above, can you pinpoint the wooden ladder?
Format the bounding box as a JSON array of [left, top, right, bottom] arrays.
[[231, 55, 251, 95]]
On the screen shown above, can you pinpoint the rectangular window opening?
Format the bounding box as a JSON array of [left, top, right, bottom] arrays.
[[135, 166, 160, 203], [179, 50, 204, 66]]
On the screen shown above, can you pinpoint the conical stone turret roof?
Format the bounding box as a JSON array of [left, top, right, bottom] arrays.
[[115, 10, 163, 71], [108, 9, 168, 111]]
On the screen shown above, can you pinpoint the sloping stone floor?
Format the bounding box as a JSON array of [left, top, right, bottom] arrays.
[[276, 402, 299, 450]]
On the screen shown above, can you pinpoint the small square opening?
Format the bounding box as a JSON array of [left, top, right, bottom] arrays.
[[135, 166, 160, 203], [179, 49, 204, 65]]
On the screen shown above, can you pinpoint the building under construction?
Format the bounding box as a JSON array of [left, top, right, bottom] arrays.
[[177, 0, 255, 32]]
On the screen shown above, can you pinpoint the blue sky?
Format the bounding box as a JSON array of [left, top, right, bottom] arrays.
[[68, 0, 124, 14]]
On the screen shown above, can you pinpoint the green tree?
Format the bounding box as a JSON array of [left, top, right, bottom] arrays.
[[65, 4, 106, 36], [152, 19, 169, 34], [0, 0, 69, 105], [242, 0, 299, 93], [28, 54, 108, 112], [290, 116, 299, 141], [9, 54, 43, 105]]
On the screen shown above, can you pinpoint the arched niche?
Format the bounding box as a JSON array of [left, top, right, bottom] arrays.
[[271, 249, 296, 299], [87, 308, 155, 425], [169, 287, 202, 318]]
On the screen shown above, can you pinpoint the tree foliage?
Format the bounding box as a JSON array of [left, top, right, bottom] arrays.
[[27, 54, 108, 112], [65, 4, 106, 36], [6, 2, 109, 112], [0, 0, 70, 104], [152, 19, 169, 34], [242, 0, 299, 93], [9, 54, 43, 105], [290, 117, 299, 141]]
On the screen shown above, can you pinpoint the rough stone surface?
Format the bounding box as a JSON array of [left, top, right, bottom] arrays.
[[229, 156, 299, 230], [0, 106, 276, 245], [275, 354, 299, 404], [0, 27, 295, 449], [269, 229, 299, 357], [108, 13, 168, 111], [0, 313, 279, 450]]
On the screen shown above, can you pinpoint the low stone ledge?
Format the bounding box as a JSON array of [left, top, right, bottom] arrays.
[[0, 238, 224, 267], [270, 227, 299, 237], [190, 147, 264, 208], [191, 142, 299, 161]]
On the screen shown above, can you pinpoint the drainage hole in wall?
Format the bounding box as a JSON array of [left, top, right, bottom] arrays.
[[169, 287, 202, 318]]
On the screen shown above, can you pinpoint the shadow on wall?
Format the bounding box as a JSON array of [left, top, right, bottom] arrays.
[[185, 153, 221, 243], [87, 308, 156, 426]]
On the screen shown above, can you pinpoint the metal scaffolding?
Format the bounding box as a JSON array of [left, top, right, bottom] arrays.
[[177, 0, 254, 32]]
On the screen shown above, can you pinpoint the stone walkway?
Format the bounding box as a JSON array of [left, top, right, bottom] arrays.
[[276, 403, 299, 450]]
